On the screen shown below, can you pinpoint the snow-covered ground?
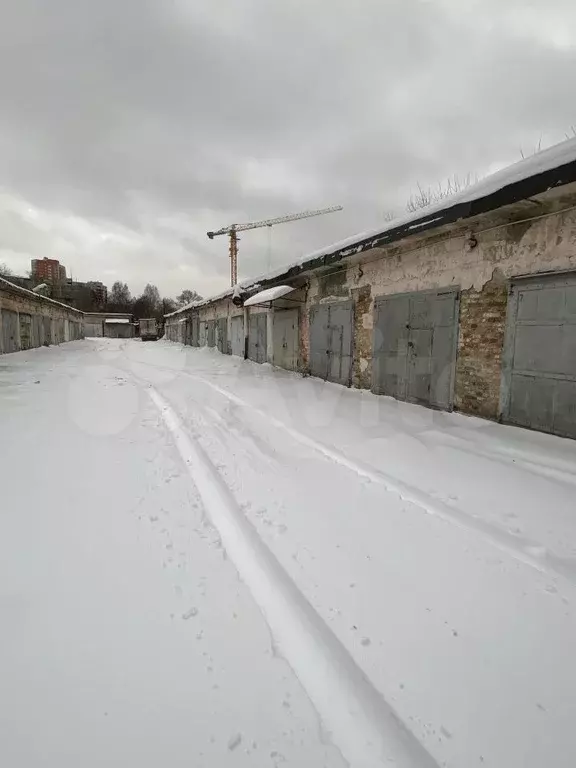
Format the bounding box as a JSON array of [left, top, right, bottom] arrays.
[[2, 338, 576, 768]]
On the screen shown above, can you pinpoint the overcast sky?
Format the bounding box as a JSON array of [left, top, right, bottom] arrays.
[[1, 0, 575, 299]]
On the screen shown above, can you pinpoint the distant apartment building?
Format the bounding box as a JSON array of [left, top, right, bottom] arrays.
[[28, 260, 108, 311], [31, 258, 66, 284], [86, 281, 108, 307]]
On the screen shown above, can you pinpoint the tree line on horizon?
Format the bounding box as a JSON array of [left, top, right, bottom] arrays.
[[106, 282, 203, 320]]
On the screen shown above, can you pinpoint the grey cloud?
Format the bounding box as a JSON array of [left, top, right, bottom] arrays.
[[0, 0, 575, 294]]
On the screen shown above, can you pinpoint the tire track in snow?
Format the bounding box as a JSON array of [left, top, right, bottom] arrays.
[[183, 374, 576, 587], [421, 430, 576, 490], [136, 350, 576, 488], [148, 386, 439, 768]]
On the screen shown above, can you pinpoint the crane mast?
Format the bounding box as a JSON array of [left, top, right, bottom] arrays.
[[207, 205, 343, 286]]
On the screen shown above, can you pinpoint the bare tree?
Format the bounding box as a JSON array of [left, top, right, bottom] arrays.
[[162, 297, 178, 315], [520, 135, 543, 160], [108, 281, 133, 312], [133, 284, 167, 320], [0, 262, 14, 277], [406, 172, 479, 213], [142, 283, 161, 313], [176, 289, 203, 306]]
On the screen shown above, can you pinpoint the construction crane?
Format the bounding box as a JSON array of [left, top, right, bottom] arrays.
[[207, 205, 343, 286]]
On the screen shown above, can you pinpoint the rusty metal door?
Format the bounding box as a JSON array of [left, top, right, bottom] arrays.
[[1, 309, 19, 353], [373, 288, 459, 410], [501, 272, 576, 438]]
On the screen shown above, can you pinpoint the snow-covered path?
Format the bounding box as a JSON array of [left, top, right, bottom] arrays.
[[2, 339, 576, 767]]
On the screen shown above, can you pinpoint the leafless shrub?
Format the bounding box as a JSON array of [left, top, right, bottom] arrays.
[[406, 172, 479, 213]]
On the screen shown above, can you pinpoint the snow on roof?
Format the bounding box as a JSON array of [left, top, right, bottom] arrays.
[[0, 276, 83, 314], [165, 137, 576, 318], [105, 317, 130, 324], [86, 312, 132, 318], [243, 285, 295, 306]]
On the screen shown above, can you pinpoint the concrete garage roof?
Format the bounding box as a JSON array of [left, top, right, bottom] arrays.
[[0, 276, 83, 314], [166, 136, 576, 319]]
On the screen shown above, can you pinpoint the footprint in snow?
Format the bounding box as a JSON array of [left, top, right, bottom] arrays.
[[227, 733, 242, 751], [525, 545, 547, 558]]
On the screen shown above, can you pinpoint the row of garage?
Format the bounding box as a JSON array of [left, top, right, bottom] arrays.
[[1, 278, 85, 355], [308, 272, 576, 439], [164, 144, 576, 440], [1, 309, 83, 353], [169, 308, 299, 371], [167, 269, 576, 440]]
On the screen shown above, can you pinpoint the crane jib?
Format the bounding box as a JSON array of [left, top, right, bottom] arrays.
[[207, 205, 343, 286]]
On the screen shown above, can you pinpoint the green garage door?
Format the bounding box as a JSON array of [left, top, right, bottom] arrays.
[[501, 272, 576, 438]]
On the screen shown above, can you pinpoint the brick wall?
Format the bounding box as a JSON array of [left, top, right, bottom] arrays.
[[351, 285, 372, 389], [454, 273, 509, 419]]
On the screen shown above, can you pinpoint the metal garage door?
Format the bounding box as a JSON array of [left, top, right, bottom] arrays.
[[206, 320, 216, 347], [248, 314, 267, 364], [191, 315, 199, 347], [32, 315, 45, 347], [19, 314, 32, 350], [273, 309, 299, 371], [216, 318, 228, 354], [372, 288, 459, 409], [54, 319, 65, 344], [501, 272, 576, 438], [199, 320, 207, 346], [1, 309, 19, 353], [230, 316, 244, 357], [85, 321, 103, 337], [309, 301, 353, 385]]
